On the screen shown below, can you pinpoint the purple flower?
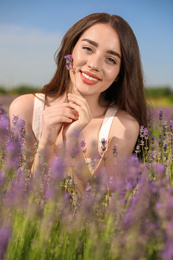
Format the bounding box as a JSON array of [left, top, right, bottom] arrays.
[[139, 125, 144, 138], [0, 172, 4, 188], [90, 156, 95, 168], [101, 138, 107, 152], [0, 226, 11, 259], [12, 114, 19, 127], [5, 168, 26, 208], [11, 115, 26, 141], [164, 144, 167, 152], [70, 146, 79, 158], [64, 191, 71, 204], [86, 184, 91, 192], [5, 140, 21, 168], [80, 140, 85, 148], [170, 120, 173, 133], [101, 138, 107, 146], [52, 157, 66, 182], [140, 140, 144, 146], [45, 187, 55, 201], [80, 140, 87, 153], [64, 54, 73, 70], [143, 127, 149, 139], [113, 145, 118, 158], [4, 115, 26, 168], [162, 240, 173, 260], [0, 114, 10, 141], [0, 105, 7, 116], [159, 110, 163, 120]]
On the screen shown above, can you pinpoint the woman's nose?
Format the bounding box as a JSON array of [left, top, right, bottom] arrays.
[[87, 54, 101, 71]]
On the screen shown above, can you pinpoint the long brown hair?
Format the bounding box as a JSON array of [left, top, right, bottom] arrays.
[[39, 13, 148, 128]]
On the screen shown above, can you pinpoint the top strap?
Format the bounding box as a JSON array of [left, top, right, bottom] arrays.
[[98, 105, 118, 156], [32, 93, 45, 140]]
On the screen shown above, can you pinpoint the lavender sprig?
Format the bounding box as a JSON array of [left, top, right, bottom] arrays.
[[101, 138, 107, 168], [64, 55, 73, 70], [113, 145, 118, 167], [64, 54, 76, 93]]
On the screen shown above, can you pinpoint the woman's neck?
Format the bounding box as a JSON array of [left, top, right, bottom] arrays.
[[83, 94, 109, 118]]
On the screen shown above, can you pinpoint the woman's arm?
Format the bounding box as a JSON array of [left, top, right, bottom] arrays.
[[9, 94, 37, 169], [9, 94, 79, 175]]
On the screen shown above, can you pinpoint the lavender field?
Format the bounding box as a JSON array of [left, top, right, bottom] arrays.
[[0, 96, 173, 259], [0, 95, 18, 112]]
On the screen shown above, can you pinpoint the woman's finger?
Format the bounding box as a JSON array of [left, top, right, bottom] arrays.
[[67, 94, 89, 110], [44, 105, 78, 120]]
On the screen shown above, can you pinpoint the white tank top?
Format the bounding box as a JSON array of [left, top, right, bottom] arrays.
[[32, 93, 118, 173]]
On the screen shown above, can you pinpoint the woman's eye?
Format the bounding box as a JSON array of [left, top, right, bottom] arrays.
[[107, 57, 116, 64], [82, 46, 93, 52]]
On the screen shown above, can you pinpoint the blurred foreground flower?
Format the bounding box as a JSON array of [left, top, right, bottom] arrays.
[[0, 107, 172, 259]]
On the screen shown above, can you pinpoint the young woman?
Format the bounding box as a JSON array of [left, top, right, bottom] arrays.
[[9, 13, 147, 193]]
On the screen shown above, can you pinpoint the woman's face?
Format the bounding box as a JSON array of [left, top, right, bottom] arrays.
[[70, 23, 121, 97]]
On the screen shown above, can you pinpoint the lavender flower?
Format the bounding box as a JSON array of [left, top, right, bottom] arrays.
[[159, 110, 163, 121], [113, 145, 118, 157], [0, 226, 11, 260], [80, 140, 86, 148], [169, 120, 173, 134], [64, 54, 76, 94], [162, 240, 173, 260], [101, 138, 107, 152], [70, 146, 79, 158], [140, 140, 144, 146], [80, 140, 87, 153], [113, 145, 118, 167], [64, 54, 73, 70], [0, 105, 7, 116], [5, 168, 26, 207], [51, 157, 66, 182], [0, 114, 10, 141], [139, 125, 144, 138], [143, 127, 149, 139]]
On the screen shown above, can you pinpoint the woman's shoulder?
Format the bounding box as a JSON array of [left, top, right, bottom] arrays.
[[111, 108, 140, 139], [9, 94, 35, 124], [9, 93, 35, 112], [117, 109, 139, 125]]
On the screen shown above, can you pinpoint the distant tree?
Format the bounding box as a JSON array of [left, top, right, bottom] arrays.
[[8, 85, 39, 95], [0, 87, 8, 94], [144, 86, 173, 98]]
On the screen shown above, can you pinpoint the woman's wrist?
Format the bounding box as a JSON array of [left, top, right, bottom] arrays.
[[38, 142, 54, 151], [36, 142, 55, 163]]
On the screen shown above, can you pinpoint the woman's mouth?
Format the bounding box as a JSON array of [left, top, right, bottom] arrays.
[[80, 71, 101, 85]]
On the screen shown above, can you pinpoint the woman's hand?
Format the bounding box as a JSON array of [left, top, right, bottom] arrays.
[[39, 103, 78, 147], [63, 88, 92, 140]]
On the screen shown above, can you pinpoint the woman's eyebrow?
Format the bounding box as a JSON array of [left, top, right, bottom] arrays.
[[82, 38, 98, 47], [81, 38, 121, 59], [107, 50, 121, 59]]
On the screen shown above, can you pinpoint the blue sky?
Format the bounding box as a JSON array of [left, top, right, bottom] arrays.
[[0, 0, 173, 89]]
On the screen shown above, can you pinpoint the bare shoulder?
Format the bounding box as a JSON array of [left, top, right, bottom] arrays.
[[9, 94, 35, 124], [117, 109, 139, 131], [110, 109, 140, 140], [106, 109, 140, 158]]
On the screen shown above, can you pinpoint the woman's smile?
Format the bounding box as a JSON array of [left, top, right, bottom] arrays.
[[80, 71, 101, 85]]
